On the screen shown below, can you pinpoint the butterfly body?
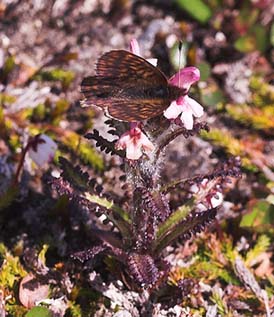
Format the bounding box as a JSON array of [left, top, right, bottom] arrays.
[[81, 50, 185, 122]]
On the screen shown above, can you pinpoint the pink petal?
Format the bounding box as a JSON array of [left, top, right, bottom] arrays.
[[163, 101, 182, 119], [210, 192, 223, 208], [169, 66, 200, 90], [116, 127, 154, 160], [130, 39, 141, 56], [126, 141, 143, 160], [139, 133, 155, 153], [180, 110, 194, 130], [184, 96, 204, 118], [115, 132, 131, 150], [29, 134, 57, 167]]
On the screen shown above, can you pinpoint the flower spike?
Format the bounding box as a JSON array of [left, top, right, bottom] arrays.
[[165, 66, 204, 129], [115, 123, 154, 160]]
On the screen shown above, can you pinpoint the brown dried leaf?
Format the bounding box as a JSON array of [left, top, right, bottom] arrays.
[[254, 252, 273, 277], [19, 274, 49, 308]]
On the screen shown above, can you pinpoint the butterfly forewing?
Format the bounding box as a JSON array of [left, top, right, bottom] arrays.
[[96, 50, 167, 86], [81, 50, 183, 122]]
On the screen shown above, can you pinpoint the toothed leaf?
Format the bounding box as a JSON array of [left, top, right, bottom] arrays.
[[58, 157, 95, 191], [71, 244, 108, 263], [153, 208, 217, 254], [128, 253, 159, 286], [85, 129, 124, 157]]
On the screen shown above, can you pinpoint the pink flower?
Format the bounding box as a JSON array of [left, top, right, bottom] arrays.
[[190, 178, 223, 209], [130, 38, 141, 56], [164, 67, 204, 130], [169, 66, 201, 91], [129, 39, 203, 130], [251, 0, 271, 9], [116, 123, 154, 160], [29, 134, 57, 167]]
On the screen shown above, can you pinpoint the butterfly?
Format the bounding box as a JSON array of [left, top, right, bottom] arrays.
[[81, 50, 186, 122]]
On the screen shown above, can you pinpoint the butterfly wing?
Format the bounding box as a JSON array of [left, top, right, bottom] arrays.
[[96, 50, 167, 85], [81, 78, 170, 121], [81, 50, 174, 121], [107, 98, 169, 121]]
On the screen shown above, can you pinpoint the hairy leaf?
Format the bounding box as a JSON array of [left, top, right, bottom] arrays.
[[128, 253, 159, 286], [58, 157, 93, 191], [153, 208, 217, 254], [85, 129, 124, 157]]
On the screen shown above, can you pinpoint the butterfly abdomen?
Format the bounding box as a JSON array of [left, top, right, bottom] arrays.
[[118, 86, 169, 100]]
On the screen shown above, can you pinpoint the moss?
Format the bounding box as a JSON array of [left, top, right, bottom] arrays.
[[36, 68, 75, 89], [201, 129, 257, 170], [0, 243, 27, 288], [61, 130, 104, 171], [225, 104, 274, 131]]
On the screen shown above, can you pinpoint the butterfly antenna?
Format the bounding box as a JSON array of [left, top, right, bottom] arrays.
[[178, 40, 183, 88]]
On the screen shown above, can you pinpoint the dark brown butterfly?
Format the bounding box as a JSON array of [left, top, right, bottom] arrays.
[[81, 50, 185, 122]]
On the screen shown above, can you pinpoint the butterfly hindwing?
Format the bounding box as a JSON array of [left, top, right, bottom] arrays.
[[107, 98, 168, 121], [81, 76, 168, 121], [81, 76, 121, 99]]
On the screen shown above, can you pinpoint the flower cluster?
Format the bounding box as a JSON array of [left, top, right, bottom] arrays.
[[116, 39, 204, 160], [190, 178, 224, 210], [164, 67, 204, 130], [115, 123, 154, 160]]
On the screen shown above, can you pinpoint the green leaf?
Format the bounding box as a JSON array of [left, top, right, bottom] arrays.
[[67, 301, 82, 317], [83, 192, 132, 242], [197, 62, 211, 81], [153, 203, 216, 254], [234, 24, 268, 53], [36, 69, 75, 89], [25, 306, 52, 317], [0, 93, 16, 105], [270, 23, 274, 46], [234, 35, 257, 53], [240, 200, 274, 228], [61, 132, 104, 171], [59, 157, 90, 190], [31, 103, 46, 121], [252, 24, 268, 52], [52, 99, 70, 118], [175, 0, 212, 24], [245, 235, 270, 266], [78, 141, 104, 170], [156, 204, 192, 240], [0, 243, 27, 289], [84, 192, 131, 224], [38, 245, 49, 265], [201, 88, 225, 107], [0, 186, 19, 211], [176, 258, 239, 285], [2, 55, 15, 77]]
